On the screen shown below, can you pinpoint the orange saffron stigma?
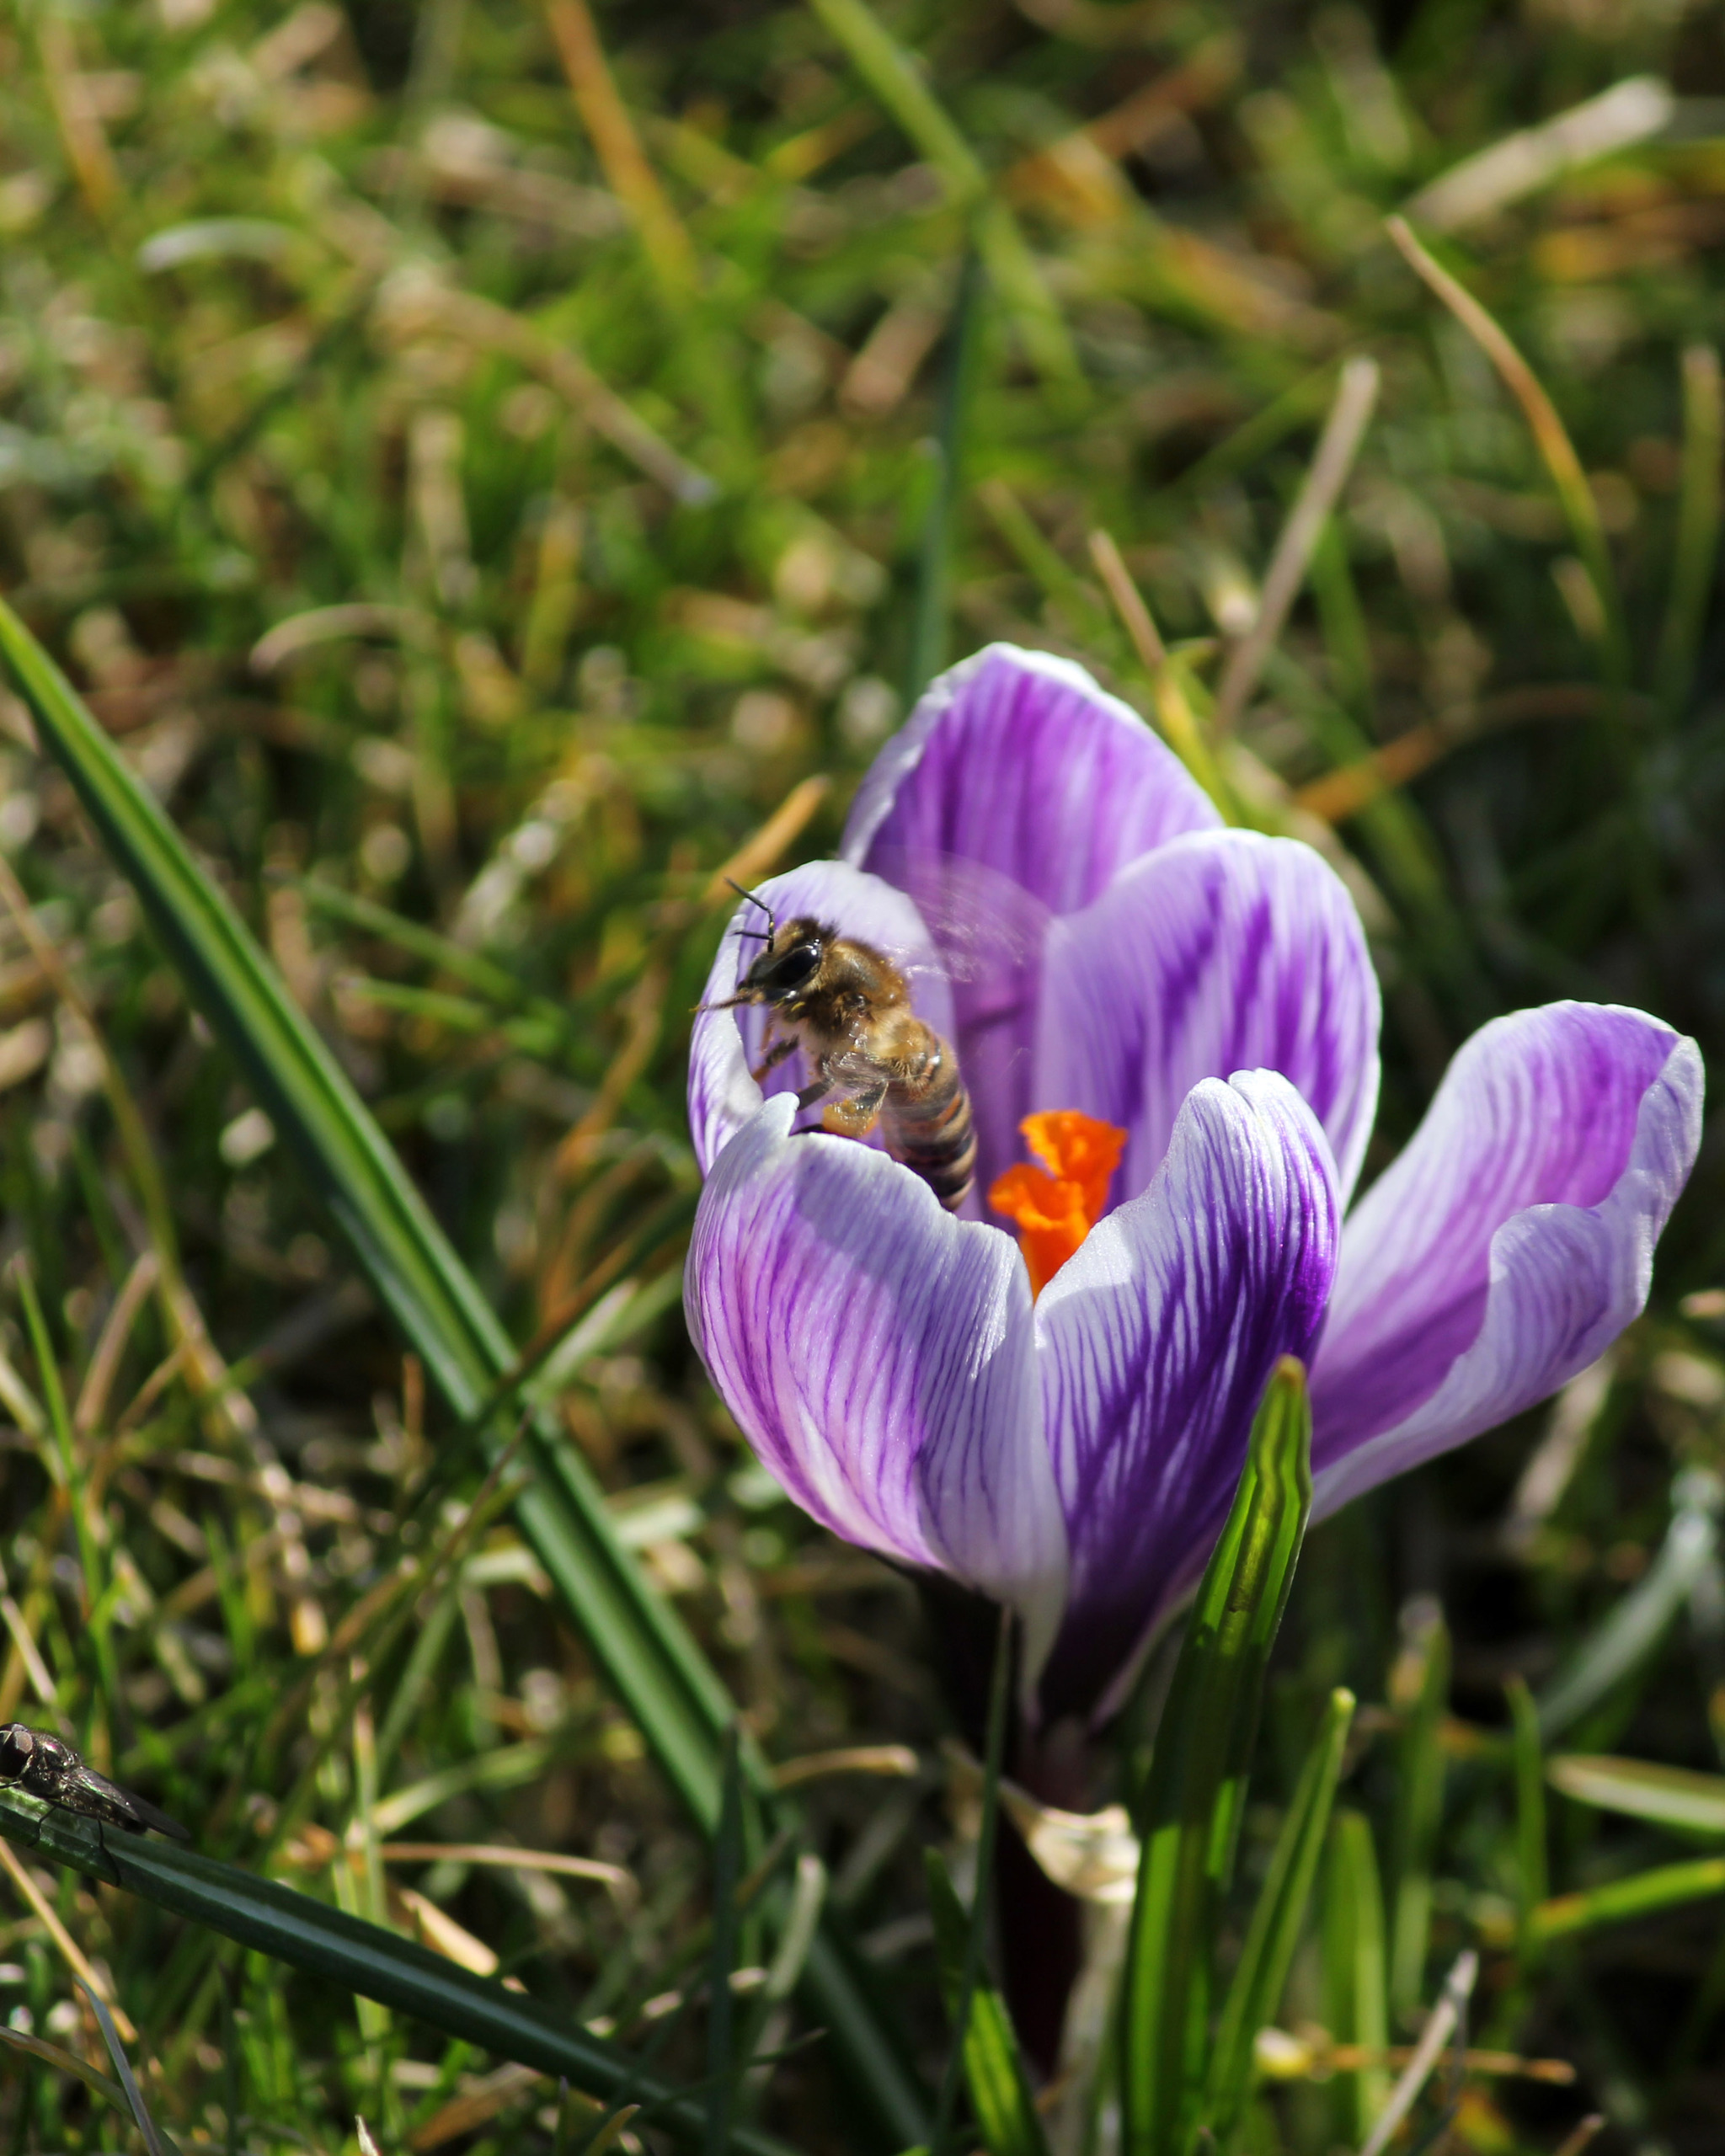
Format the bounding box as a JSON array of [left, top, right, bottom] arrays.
[[988, 1110, 1129, 1297]]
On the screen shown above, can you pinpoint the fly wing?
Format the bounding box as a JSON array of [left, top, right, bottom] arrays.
[[57, 1764, 190, 1840]]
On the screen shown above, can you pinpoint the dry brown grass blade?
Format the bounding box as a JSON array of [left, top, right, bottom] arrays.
[[1087, 529, 1168, 670], [35, 15, 118, 218], [770, 1744, 920, 1789], [0, 1841, 136, 2043], [1385, 216, 1626, 686], [74, 1252, 159, 1438], [544, 0, 697, 296], [1213, 355, 1381, 732]]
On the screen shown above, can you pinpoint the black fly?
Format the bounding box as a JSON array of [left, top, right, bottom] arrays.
[[0, 1723, 190, 1841]]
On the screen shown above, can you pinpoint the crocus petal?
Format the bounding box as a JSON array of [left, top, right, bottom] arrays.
[[1033, 830, 1381, 1207], [688, 860, 954, 1177], [843, 647, 1224, 1194], [1311, 1005, 1703, 1517], [685, 1095, 1068, 1676], [1033, 1070, 1340, 1720], [843, 643, 1221, 914]]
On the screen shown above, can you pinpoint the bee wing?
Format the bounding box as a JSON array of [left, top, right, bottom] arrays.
[[866, 848, 1052, 987]]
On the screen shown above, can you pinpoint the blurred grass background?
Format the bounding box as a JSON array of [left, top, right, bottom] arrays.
[[0, 0, 1723, 2148]]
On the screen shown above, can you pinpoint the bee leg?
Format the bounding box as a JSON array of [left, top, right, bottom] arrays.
[[750, 1034, 798, 1084], [821, 1082, 887, 1137], [793, 1075, 832, 1112]]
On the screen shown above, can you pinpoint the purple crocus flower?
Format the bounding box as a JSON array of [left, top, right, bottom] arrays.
[[686, 645, 1703, 1724]]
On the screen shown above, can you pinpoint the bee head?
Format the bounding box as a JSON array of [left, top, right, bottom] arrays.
[[740, 917, 828, 1004]]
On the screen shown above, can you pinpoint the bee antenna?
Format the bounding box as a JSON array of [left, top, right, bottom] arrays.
[[724, 876, 777, 948]]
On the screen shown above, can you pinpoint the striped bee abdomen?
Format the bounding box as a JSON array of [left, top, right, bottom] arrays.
[[885, 1034, 977, 1213]]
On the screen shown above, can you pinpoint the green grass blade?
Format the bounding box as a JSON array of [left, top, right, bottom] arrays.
[[1204, 1685, 1355, 2143], [1537, 1485, 1720, 1741], [1120, 1356, 1312, 2156], [932, 1604, 1012, 2153], [706, 1728, 745, 2156], [1386, 1598, 1450, 2023], [1530, 1855, 1725, 1943], [0, 1792, 793, 2156], [74, 1980, 168, 2156], [926, 1849, 1049, 2156], [905, 248, 982, 703], [1506, 1676, 1548, 1965], [1321, 1809, 1390, 2144], [1656, 344, 1723, 718], [0, 592, 931, 2145]]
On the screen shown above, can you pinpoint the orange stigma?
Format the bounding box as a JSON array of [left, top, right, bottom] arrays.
[[988, 1110, 1128, 1297]]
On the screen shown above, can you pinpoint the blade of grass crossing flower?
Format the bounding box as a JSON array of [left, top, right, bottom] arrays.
[[1204, 1686, 1355, 2143], [706, 1728, 745, 2156], [1385, 217, 1628, 695], [1386, 1599, 1449, 2023], [1321, 1810, 1390, 2144], [1656, 344, 1723, 719], [932, 1604, 1013, 2155], [0, 595, 932, 2147], [0, 1791, 794, 2156], [925, 1850, 1049, 2156], [1505, 1678, 1547, 1967], [1120, 1357, 1312, 2156]]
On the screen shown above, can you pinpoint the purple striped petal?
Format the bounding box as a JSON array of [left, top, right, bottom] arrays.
[[842, 646, 1220, 1198], [843, 644, 1220, 912], [1311, 1004, 1703, 1517], [1033, 830, 1381, 1207], [1033, 1070, 1341, 1721], [685, 1096, 1068, 1674], [688, 860, 954, 1178]]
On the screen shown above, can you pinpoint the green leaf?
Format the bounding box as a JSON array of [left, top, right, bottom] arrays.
[[1320, 1809, 1389, 2145], [1204, 1685, 1355, 2143], [0, 593, 931, 2150], [1547, 1753, 1725, 1837], [926, 1850, 1049, 2156], [0, 1790, 792, 2156], [1119, 1355, 1312, 2156]]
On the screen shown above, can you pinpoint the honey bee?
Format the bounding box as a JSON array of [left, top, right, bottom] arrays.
[[702, 882, 978, 1211]]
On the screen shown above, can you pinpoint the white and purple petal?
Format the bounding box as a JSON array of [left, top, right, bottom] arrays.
[[1033, 1070, 1341, 1720], [688, 861, 954, 1178], [1034, 830, 1381, 1208], [685, 1097, 1068, 1676], [1311, 1004, 1703, 1516]]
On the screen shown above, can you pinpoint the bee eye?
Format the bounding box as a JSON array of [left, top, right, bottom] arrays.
[[772, 943, 820, 990]]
